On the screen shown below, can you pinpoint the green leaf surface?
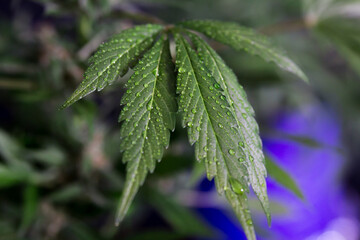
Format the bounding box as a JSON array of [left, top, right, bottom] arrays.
[[174, 32, 256, 237], [62, 24, 163, 108], [174, 32, 249, 192], [225, 190, 256, 240], [179, 20, 308, 82], [266, 156, 304, 200], [116, 36, 176, 225], [187, 32, 270, 224]]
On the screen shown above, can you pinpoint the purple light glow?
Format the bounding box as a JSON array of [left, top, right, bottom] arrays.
[[262, 104, 359, 240], [196, 103, 359, 240]]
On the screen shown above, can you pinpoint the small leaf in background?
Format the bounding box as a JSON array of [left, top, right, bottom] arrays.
[[27, 145, 66, 166], [280, 134, 322, 149], [0, 164, 28, 188], [0, 129, 22, 164], [147, 189, 215, 238], [304, 0, 360, 76], [266, 156, 304, 200], [19, 184, 38, 235], [47, 184, 83, 203], [187, 160, 206, 187]]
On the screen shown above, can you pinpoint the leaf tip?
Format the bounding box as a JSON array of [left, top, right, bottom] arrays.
[[114, 216, 121, 227], [59, 102, 70, 110], [115, 207, 126, 227], [299, 72, 310, 84], [266, 212, 272, 227]]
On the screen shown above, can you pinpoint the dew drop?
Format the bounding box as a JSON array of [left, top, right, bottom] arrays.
[[178, 67, 185, 73], [230, 178, 245, 195], [191, 108, 197, 114], [228, 149, 235, 155], [214, 83, 220, 89], [218, 123, 224, 128], [146, 101, 152, 110]]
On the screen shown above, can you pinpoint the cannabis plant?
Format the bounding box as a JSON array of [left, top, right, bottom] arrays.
[[62, 19, 307, 240]]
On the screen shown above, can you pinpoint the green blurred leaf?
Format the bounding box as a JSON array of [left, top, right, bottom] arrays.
[[0, 164, 28, 188], [305, 0, 360, 76], [47, 184, 83, 203], [19, 185, 38, 235], [266, 156, 304, 200], [148, 190, 214, 238], [27, 145, 66, 166]]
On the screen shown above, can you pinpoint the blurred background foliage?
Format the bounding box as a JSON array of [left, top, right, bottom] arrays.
[[0, 0, 359, 239]]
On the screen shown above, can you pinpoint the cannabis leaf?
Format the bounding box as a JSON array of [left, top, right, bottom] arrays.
[[61, 19, 308, 240], [266, 156, 304, 199], [186, 31, 270, 224], [116, 36, 176, 224], [179, 20, 308, 82], [62, 24, 163, 108]]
